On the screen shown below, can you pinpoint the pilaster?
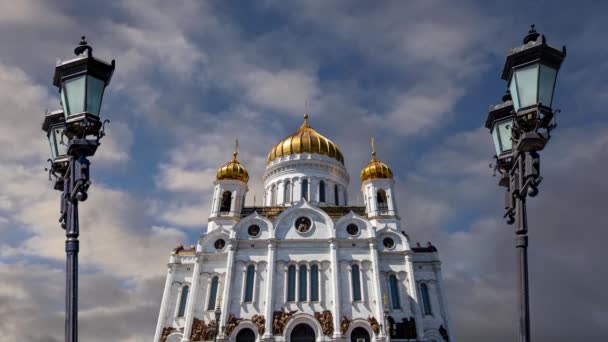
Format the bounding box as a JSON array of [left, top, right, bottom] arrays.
[[153, 263, 176, 342], [405, 253, 425, 341], [181, 255, 202, 342], [369, 241, 386, 338], [263, 241, 276, 340], [329, 240, 342, 339], [219, 240, 237, 339]]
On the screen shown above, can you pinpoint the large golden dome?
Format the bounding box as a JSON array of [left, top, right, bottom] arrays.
[[217, 147, 249, 183], [360, 150, 393, 182], [267, 114, 344, 164]]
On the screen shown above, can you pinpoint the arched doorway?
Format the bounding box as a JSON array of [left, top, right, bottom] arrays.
[[351, 327, 371, 342], [236, 328, 255, 342], [290, 323, 315, 342]]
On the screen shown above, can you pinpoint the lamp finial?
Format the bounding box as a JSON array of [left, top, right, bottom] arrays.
[[74, 35, 93, 56]]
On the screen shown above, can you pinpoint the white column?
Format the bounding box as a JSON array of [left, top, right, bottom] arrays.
[[293, 178, 302, 202], [405, 253, 424, 340], [369, 241, 386, 338], [433, 262, 454, 342], [230, 190, 238, 215], [153, 263, 176, 342], [386, 187, 397, 215], [310, 178, 319, 204], [337, 185, 345, 206], [295, 263, 300, 302], [276, 181, 284, 205], [329, 240, 342, 338], [219, 241, 237, 338], [181, 256, 202, 342], [263, 241, 276, 339]]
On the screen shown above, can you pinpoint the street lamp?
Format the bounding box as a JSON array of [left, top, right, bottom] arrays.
[[214, 298, 222, 342], [486, 25, 566, 342], [43, 109, 69, 190], [382, 294, 390, 340], [42, 36, 115, 342]]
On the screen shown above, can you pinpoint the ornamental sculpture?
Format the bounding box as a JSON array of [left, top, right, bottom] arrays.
[[367, 316, 380, 335], [208, 320, 218, 339], [272, 309, 297, 335], [439, 325, 449, 341], [340, 316, 351, 335], [314, 310, 334, 337], [225, 314, 242, 336], [252, 314, 266, 335], [160, 327, 176, 342], [405, 317, 417, 339], [190, 318, 207, 341]]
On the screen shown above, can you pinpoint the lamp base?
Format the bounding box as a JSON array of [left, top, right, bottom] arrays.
[[66, 112, 102, 139], [68, 139, 99, 157], [516, 132, 548, 152]]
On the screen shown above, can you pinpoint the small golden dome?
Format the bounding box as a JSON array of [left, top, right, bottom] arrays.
[[360, 140, 393, 182], [267, 114, 344, 164], [217, 141, 249, 183]]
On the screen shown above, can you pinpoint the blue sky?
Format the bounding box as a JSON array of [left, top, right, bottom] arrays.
[[1, 0, 607, 341]]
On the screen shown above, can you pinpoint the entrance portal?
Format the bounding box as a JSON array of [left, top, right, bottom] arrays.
[[351, 327, 371, 342], [236, 328, 255, 342], [290, 323, 315, 342]]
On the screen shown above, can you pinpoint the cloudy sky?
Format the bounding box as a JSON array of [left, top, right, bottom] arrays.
[[1, 0, 607, 341]]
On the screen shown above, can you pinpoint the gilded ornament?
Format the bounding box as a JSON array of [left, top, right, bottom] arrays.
[[216, 139, 249, 183], [225, 314, 242, 336], [160, 327, 177, 342], [272, 309, 297, 335], [367, 316, 380, 335], [360, 138, 393, 182], [314, 310, 334, 337], [267, 114, 344, 164], [340, 316, 351, 335], [251, 314, 266, 335]]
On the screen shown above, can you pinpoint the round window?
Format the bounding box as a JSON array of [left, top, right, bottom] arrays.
[[214, 239, 226, 250], [248, 224, 261, 237], [383, 237, 395, 249], [294, 217, 312, 233], [346, 223, 359, 236]]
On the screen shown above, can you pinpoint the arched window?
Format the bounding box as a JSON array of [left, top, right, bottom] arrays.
[[271, 185, 277, 206], [319, 181, 326, 202], [284, 180, 291, 203], [334, 184, 339, 205], [301, 179, 309, 201], [287, 265, 296, 301], [310, 265, 319, 301], [377, 189, 388, 214], [244, 265, 255, 302], [351, 265, 362, 301], [207, 276, 219, 310], [299, 265, 308, 301], [177, 285, 189, 317], [421, 283, 432, 315], [220, 191, 232, 213], [389, 275, 401, 309]]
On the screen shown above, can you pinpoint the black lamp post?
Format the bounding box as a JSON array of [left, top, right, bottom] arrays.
[[214, 301, 222, 342], [42, 36, 115, 342], [486, 25, 566, 342], [382, 294, 390, 340]]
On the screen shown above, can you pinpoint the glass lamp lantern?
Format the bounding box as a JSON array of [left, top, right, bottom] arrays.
[[501, 26, 566, 117], [486, 91, 515, 169], [53, 36, 115, 138], [42, 109, 69, 174]]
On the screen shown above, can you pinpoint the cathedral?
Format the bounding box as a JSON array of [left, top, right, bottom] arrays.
[[153, 115, 452, 342]]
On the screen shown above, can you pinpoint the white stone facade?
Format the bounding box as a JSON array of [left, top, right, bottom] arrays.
[[153, 142, 452, 342]]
